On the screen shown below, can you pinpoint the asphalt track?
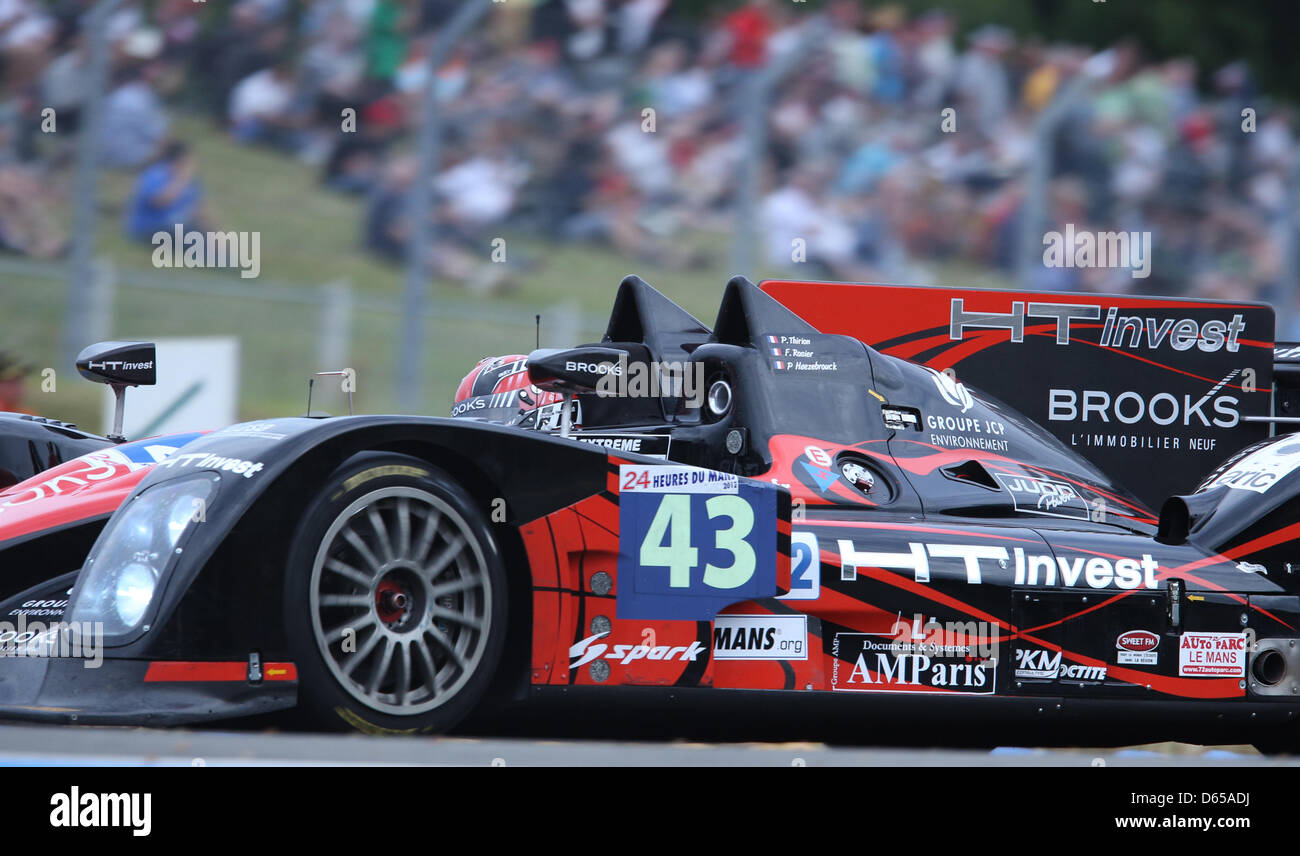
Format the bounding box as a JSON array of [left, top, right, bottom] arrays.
[[0, 722, 1290, 766]]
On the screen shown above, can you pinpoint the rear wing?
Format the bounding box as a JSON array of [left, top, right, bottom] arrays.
[[762, 280, 1274, 510]]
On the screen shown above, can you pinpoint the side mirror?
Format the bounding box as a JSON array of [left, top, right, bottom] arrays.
[[76, 341, 156, 387], [75, 341, 156, 441], [526, 346, 626, 395]]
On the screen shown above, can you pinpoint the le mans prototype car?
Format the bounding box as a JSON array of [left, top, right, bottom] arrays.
[[4, 275, 1300, 750]]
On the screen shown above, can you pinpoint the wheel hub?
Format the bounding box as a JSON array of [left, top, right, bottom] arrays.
[[374, 574, 416, 628]]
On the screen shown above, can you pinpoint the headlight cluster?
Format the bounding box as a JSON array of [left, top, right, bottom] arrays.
[[69, 474, 217, 637]]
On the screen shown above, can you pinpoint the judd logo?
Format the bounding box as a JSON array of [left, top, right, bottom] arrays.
[[993, 473, 1089, 520], [926, 367, 973, 413], [1117, 629, 1160, 665]]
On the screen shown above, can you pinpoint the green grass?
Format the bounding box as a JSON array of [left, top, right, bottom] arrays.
[[1, 113, 1010, 433]]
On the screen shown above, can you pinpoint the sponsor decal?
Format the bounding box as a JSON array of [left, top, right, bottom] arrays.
[[1013, 648, 1107, 682], [575, 433, 671, 458], [1201, 438, 1300, 494], [1116, 629, 1160, 665], [152, 451, 264, 478], [0, 437, 199, 515], [804, 446, 832, 468], [451, 394, 498, 417], [568, 631, 706, 669], [565, 360, 620, 375], [85, 359, 153, 372], [994, 473, 1090, 520], [949, 300, 1247, 354], [925, 367, 974, 413], [831, 632, 995, 694], [619, 464, 738, 494], [798, 459, 839, 492], [1178, 632, 1248, 677], [778, 531, 820, 601], [712, 614, 807, 660], [836, 539, 1160, 590], [211, 421, 287, 441], [922, 380, 1009, 451], [7, 589, 70, 619], [1048, 377, 1240, 430]]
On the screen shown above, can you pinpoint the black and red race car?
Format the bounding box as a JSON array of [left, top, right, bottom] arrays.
[[3, 275, 1300, 751]]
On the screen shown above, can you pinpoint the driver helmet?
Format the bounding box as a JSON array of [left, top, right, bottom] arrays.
[[452, 355, 568, 427]]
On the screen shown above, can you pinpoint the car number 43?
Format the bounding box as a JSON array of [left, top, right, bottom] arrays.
[[616, 467, 779, 620]]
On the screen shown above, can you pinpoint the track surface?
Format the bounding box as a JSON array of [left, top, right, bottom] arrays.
[[0, 722, 1286, 766]]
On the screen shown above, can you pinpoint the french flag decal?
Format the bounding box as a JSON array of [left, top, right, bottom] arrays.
[[773, 360, 787, 370], [770, 347, 782, 356], [766, 335, 779, 344]]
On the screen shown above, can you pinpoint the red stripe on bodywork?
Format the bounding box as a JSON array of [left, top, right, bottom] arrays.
[[143, 661, 297, 682]]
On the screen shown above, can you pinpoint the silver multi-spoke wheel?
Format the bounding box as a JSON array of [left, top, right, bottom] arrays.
[[308, 486, 493, 716]]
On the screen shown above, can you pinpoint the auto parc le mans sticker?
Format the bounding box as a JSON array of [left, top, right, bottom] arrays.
[[1178, 632, 1249, 677]]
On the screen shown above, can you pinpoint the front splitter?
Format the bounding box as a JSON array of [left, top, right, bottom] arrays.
[[0, 656, 296, 725]]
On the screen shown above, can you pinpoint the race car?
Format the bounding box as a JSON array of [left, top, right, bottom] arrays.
[[3, 275, 1300, 752]]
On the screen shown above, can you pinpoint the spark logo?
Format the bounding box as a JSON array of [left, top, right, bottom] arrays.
[[568, 632, 706, 669]]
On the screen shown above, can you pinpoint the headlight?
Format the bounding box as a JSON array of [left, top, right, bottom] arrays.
[[69, 474, 217, 637]]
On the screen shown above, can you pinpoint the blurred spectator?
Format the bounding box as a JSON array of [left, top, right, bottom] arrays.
[[229, 59, 305, 150], [0, 163, 65, 258], [955, 25, 1012, 135], [125, 140, 205, 241], [100, 64, 169, 168], [5, 0, 1299, 306]]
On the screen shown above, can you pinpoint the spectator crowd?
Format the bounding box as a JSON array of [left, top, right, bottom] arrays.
[[0, 0, 1296, 321]]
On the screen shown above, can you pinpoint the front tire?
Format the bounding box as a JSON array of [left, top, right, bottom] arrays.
[[284, 454, 507, 733]]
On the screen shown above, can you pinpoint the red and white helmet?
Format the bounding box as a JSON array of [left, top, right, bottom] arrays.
[[451, 355, 568, 426]]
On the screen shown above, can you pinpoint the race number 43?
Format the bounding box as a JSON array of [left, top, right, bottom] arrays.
[[618, 465, 778, 620]]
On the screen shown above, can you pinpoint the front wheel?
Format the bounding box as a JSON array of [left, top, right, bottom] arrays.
[[283, 454, 508, 733]]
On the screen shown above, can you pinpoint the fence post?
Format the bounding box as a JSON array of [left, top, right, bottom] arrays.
[[64, 0, 118, 366], [1016, 69, 1100, 290], [317, 280, 354, 371], [87, 257, 116, 344], [399, 0, 495, 413]]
